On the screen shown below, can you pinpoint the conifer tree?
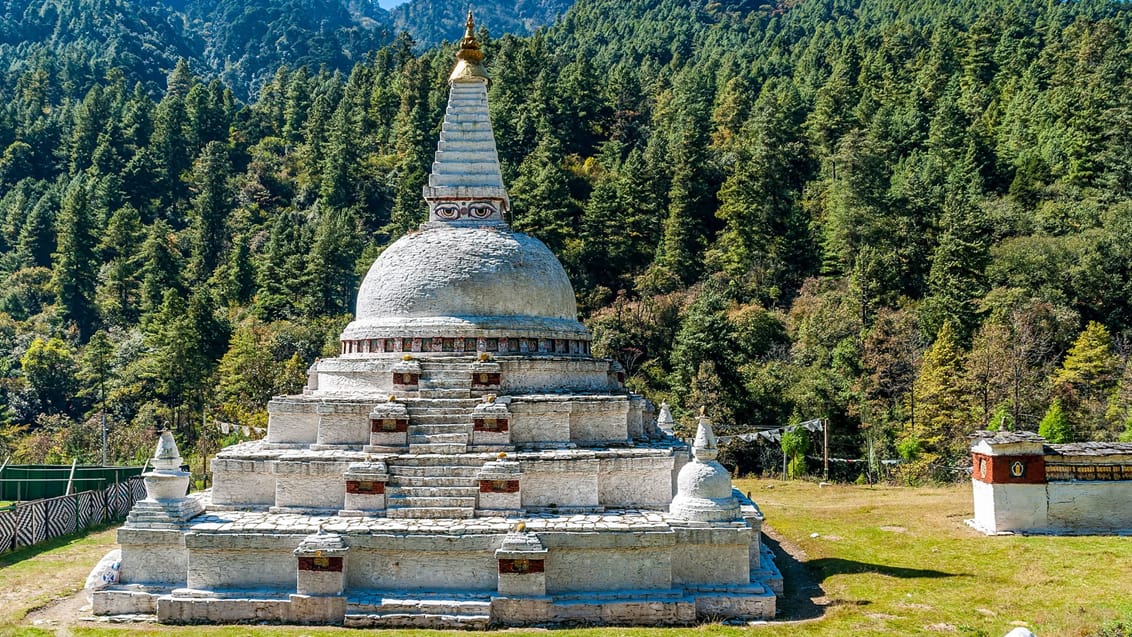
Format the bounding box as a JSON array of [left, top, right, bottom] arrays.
[[15, 190, 57, 269], [96, 205, 145, 326], [653, 69, 716, 288], [299, 207, 359, 317], [510, 133, 575, 252], [713, 80, 814, 302], [52, 176, 98, 339], [139, 219, 184, 316], [1038, 398, 1072, 443], [903, 321, 970, 480], [187, 141, 232, 281], [1050, 321, 1120, 439]]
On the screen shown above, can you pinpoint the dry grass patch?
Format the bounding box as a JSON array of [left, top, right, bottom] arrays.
[[1, 481, 1129, 637]]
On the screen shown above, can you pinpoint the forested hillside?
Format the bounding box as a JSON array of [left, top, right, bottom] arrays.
[[392, 0, 572, 45], [1, 0, 1130, 482]]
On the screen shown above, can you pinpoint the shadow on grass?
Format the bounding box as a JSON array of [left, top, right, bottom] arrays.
[[763, 529, 968, 623], [0, 521, 119, 567], [762, 530, 829, 621], [806, 557, 967, 581]]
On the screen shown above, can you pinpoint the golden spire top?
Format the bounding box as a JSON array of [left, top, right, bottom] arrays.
[[450, 9, 489, 82]]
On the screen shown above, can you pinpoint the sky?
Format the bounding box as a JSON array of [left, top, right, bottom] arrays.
[[378, 0, 408, 9]]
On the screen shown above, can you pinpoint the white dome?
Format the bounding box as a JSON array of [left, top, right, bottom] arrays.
[[340, 224, 588, 342]]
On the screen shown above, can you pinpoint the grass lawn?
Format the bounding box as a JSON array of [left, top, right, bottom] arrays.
[[1, 480, 1129, 637]]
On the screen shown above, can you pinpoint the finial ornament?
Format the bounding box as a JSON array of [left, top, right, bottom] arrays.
[[450, 9, 489, 82]]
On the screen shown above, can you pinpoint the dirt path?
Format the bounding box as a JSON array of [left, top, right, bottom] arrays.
[[2, 526, 119, 629], [761, 524, 830, 623]]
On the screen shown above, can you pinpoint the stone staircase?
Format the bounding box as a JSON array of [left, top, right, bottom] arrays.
[[345, 591, 493, 629], [402, 395, 477, 454], [416, 360, 473, 400], [384, 454, 485, 519]]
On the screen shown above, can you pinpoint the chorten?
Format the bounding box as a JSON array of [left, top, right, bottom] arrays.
[[94, 14, 779, 626]]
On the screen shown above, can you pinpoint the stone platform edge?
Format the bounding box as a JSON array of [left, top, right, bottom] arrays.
[[93, 584, 776, 627]]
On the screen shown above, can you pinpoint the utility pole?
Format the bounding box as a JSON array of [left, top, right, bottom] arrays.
[[96, 338, 108, 467], [823, 418, 830, 481]]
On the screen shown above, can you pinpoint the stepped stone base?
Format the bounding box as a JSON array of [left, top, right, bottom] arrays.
[[96, 585, 772, 628]]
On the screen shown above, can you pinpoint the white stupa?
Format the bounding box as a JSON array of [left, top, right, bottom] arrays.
[[95, 12, 779, 627]]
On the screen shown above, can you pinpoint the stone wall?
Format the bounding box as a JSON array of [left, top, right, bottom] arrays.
[[969, 432, 1132, 534], [210, 458, 276, 507], [185, 533, 302, 590]]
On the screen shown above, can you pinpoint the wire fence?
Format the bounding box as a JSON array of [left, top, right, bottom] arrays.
[[0, 476, 146, 554]]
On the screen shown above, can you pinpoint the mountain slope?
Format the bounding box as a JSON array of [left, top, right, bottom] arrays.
[[392, 0, 573, 45]]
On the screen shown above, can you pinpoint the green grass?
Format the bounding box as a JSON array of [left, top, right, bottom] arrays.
[[2, 481, 1129, 637]]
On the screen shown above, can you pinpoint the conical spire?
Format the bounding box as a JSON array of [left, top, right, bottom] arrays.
[[691, 411, 719, 462], [450, 11, 489, 82], [423, 10, 509, 226]]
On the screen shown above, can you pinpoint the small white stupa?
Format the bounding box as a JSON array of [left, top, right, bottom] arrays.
[[125, 431, 202, 528], [670, 410, 740, 522], [657, 401, 675, 434]]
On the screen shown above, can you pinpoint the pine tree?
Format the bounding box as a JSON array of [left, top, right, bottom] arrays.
[[653, 69, 716, 288], [713, 80, 814, 302], [187, 141, 232, 281], [139, 219, 184, 316], [1051, 321, 1120, 440], [52, 177, 99, 339], [15, 190, 57, 269], [299, 208, 360, 317], [96, 205, 145, 326], [903, 321, 970, 480], [144, 290, 208, 433], [1038, 398, 1072, 443]]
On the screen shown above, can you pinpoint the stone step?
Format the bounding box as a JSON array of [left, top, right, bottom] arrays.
[[388, 486, 478, 498], [388, 465, 481, 477], [419, 379, 471, 389], [444, 111, 489, 122], [403, 405, 476, 413], [389, 453, 489, 465], [400, 397, 479, 407], [417, 389, 471, 399], [349, 594, 492, 616], [434, 150, 497, 163], [344, 613, 491, 629], [384, 506, 475, 519], [408, 422, 469, 432], [388, 475, 478, 488], [450, 84, 486, 94], [439, 126, 493, 139], [446, 99, 487, 109], [466, 444, 514, 454], [437, 140, 495, 153], [408, 433, 467, 444], [421, 369, 475, 377], [428, 175, 497, 189], [430, 162, 497, 176], [386, 495, 476, 508], [409, 443, 468, 454]]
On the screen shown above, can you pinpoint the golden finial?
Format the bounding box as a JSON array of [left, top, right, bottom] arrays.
[[450, 9, 489, 82]]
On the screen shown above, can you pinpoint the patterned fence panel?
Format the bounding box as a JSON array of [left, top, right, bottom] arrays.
[[44, 495, 78, 540], [0, 509, 16, 552], [1, 475, 146, 554], [106, 482, 131, 518], [128, 477, 146, 502], [16, 500, 46, 547]]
